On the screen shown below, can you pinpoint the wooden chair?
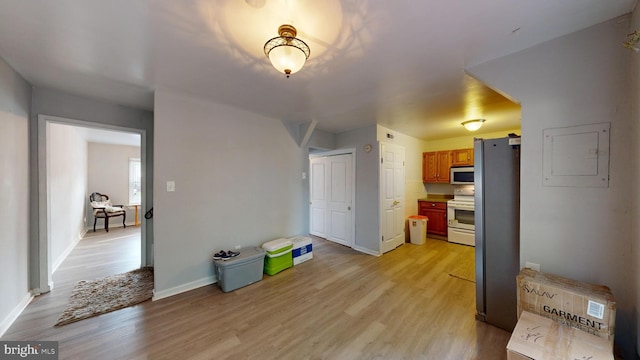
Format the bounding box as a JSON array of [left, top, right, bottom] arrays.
[[89, 192, 126, 232]]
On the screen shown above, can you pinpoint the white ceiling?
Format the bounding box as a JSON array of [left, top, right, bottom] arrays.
[[49, 122, 139, 146], [0, 0, 635, 140], [72, 125, 140, 147]]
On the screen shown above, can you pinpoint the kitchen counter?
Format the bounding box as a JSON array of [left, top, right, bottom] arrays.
[[418, 194, 453, 203]]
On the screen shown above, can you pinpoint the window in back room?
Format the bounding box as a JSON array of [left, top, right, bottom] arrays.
[[129, 158, 141, 205]]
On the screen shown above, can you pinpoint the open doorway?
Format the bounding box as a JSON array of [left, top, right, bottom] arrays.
[[36, 114, 150, 293]]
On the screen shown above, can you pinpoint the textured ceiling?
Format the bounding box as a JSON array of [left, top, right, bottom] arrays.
[[0, 0, 635, 140]]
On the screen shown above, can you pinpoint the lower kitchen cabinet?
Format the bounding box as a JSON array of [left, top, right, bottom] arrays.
[[418, 201, 448, 237]]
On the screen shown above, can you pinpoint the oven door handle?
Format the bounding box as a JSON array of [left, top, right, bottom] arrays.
[[449, 227, 475, 235], [450, 205, 474, 210]]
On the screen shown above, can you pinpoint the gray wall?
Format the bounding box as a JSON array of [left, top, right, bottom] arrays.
[[32, 88, 153, 129], [0, 56, 31, 335], [47, 123, 88, 271], [153, 88, 306, 298], [306, 125, 427, 251], [335, 125, 380, 254], [307, 128, 336, 150], [469, 17, 635, 357]]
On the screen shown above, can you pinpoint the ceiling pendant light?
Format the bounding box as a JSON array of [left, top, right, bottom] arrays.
[[462, 119, 486, 131], [264, 24, 310, 78]]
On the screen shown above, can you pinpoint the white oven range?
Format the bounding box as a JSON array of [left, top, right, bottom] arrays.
[[447, 185, 475, 246]]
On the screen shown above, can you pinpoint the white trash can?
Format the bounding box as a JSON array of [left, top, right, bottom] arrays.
[[408, 215, 428, 245]]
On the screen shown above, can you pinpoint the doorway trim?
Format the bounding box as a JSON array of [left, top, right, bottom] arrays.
[[309, 148, 356, 249], [33, 114, 151, 294]]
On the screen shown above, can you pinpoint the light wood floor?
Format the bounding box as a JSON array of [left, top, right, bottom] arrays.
[[3, 231, 511, 359]]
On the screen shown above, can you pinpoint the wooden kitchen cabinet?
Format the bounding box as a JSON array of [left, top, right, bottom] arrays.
[[423, 152, 437, 182], [422, 151, 451, 183], [418, 201, 448, 236], [451, 148, 474, 166]]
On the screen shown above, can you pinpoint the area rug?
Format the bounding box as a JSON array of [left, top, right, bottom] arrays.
[[55, 267, 154, 326], [448, 257, 475, 283]]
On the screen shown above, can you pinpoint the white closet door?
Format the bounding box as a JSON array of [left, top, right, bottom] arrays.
[[309, 158, 327, 238], [327, 154, 352, 246], [309, 153, 353, 247]]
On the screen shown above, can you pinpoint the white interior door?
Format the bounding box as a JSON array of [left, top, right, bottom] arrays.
[[380, 143, 405, 253], [327, 154, 352, 246], [309, 153, 353, 247], [309, 158, 327, 238]]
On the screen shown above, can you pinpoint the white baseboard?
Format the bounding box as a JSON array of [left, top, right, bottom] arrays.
[[352, 245, 381, 257], [0, 292, 34, 337], [52, 233, 82, 273], [152, 275, 216, 301]]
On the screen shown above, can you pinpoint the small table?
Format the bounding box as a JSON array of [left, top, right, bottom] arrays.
[[129, 204, 141, 226]]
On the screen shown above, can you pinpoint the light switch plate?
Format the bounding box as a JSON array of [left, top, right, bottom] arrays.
[[166, 181, 175, 192]]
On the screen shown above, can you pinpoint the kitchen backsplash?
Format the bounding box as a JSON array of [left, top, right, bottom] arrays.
[[426, 183, 454, 195]]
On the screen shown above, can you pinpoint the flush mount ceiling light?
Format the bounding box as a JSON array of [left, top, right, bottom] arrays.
[[264, 24, 310, 78], [462, 119, 486, 131]]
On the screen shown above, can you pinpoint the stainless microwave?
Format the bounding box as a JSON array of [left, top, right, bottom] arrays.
[[450, 166, 474, 185]]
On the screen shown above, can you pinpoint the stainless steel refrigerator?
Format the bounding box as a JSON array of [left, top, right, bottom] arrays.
[[474, 136, 521, 332]]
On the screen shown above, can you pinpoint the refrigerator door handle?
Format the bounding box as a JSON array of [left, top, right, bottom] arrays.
[[474, 138, 487, 322]]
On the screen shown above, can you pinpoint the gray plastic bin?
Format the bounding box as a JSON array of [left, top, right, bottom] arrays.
[[214, 247, 265, 292]]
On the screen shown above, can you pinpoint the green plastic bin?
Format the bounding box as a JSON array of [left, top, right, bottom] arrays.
[[262, 238, 293, 275]]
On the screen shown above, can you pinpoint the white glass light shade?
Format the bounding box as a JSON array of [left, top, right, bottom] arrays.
[[462, 119, 485, 131], [264, 25, 310, 77], [268, 45, 307, 75]]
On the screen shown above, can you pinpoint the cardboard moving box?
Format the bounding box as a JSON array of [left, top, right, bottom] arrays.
[[516, 268, 615, 342], [507, 311, 614, 360]]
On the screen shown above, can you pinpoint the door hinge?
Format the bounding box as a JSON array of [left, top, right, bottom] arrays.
[[382, 236, 384, 241], [381, 158, 383, 164]]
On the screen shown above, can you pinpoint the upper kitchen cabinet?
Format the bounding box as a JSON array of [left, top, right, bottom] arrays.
[[451, 148, 474, 167], [423, 151, 451, 183]]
